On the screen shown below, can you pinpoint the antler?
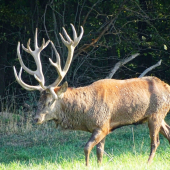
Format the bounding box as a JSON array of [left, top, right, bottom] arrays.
[[48, 24, 84, 99], [13, 24, 84, 101], [13, 28, 50, 91]]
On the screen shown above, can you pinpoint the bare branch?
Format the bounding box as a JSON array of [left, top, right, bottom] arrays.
[[74, 0, 127, 59], [106, 53, 140, 79], [138, 60, 162, 78], [82, 0, 103, 27], [74, 19, 114, 59]]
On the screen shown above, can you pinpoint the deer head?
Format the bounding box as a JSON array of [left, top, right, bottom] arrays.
[[13, 24, 84, 124]]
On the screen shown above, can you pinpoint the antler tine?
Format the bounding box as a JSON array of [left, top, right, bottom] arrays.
[[13, 66, 43, 91], [70, 24, 77, 40], [17, 42, 34, 76], [34, 28, 50, 52], [72, 24, 84, 47], [59, 33, 70, 47], [27, 38, 32, 52], [62, 27, 72, 43], [39, 39, 50, 52], [49, 41, 61, 69], [78, 26, 84, 41]]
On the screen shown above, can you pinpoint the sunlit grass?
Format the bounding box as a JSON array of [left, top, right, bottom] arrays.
[[0, 111, 170, 170]]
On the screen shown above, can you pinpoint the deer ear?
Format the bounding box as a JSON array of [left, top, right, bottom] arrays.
[[57, 81, 68, 98]]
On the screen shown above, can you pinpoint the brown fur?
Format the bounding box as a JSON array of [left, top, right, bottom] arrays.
[[35, 76, 170, 166]]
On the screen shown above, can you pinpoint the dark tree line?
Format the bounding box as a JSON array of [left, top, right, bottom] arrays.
[[0, 0, 170, 111]]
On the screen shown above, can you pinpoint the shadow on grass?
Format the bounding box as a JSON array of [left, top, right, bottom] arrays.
[[0, 122, 170, 168], [0, 127, 88, 166]]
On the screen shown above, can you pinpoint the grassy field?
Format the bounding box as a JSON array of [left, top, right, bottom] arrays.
[[0, 112, 170, 170]]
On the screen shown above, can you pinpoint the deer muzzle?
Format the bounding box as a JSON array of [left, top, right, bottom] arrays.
[[34, 114, 46, 124]]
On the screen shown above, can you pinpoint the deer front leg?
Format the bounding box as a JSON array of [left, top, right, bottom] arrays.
[[96, 137, 105, 165], [84, 130, 107, 166]]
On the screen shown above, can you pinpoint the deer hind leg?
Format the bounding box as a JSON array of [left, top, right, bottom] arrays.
[[96, 137, 106, 165], [160, 120, 170, 144], [84, 130, 107, 166], [147, 116, 161, 165]]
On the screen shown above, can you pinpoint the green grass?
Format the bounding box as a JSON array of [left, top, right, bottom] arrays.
[[0, 114, 170, 170]]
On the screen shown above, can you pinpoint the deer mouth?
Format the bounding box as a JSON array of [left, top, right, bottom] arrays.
[[34, 114, 46, 124], [53, 119, 59, 127], [34, 118, 44, 124]]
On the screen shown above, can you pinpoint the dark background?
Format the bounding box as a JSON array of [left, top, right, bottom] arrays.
[[0, 0, 170, 111]]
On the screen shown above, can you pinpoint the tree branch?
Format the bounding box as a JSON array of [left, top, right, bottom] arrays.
[[138, 60, 162, 78], [74, 0, 128, 59], [106, 53, 140, 79], [82, 0, 102, 27]]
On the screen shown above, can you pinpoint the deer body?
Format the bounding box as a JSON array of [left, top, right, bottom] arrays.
[[13, 24, 170, 166], [35, 76, 170, 166], [54, 77, 170, 132]]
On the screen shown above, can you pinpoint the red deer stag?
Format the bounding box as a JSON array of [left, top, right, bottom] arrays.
[[13, 24, 170, 166]]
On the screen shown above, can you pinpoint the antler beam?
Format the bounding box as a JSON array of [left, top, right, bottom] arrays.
[[48, 24, 84, 99]]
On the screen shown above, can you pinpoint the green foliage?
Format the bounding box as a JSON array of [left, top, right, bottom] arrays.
[[0, 0, 170, 106]]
